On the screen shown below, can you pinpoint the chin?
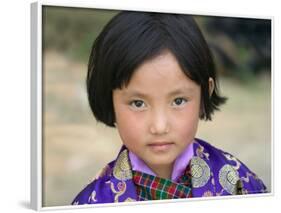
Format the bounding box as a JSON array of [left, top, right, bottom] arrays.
[[148, 158, 175, 166]]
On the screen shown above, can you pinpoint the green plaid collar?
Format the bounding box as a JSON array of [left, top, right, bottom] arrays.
[[132, 164, 192, 201]]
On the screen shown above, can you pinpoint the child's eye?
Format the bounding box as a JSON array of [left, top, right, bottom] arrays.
[[172, 97, 187, 106], [130, 100, 146, 109]]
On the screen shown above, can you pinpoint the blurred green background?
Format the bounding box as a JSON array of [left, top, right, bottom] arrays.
[[42, 6, 271, 207]]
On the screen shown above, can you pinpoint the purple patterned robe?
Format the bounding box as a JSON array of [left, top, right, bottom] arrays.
[[72, 138, 267, 205]]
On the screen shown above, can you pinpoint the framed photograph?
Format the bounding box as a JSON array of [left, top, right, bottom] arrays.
[[31, 0, 272, 211]]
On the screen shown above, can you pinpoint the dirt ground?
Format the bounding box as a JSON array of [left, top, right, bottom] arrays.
[[42, 50, 271, 207]]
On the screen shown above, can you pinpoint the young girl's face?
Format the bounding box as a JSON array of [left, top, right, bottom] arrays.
[[113, 51, 201, 178]]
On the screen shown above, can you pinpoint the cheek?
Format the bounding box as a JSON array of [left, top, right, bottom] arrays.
[[172, 104, 200, 140], [115, 107, 145, 145]]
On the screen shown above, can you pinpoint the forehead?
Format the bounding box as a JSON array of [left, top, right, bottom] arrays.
[[124, 51, 200, 94]]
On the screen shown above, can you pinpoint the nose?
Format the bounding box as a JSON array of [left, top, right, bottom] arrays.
[[149, 109, 170, 135]]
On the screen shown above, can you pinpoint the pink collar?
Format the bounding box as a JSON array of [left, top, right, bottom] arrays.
[[128, 141, 194, 182]]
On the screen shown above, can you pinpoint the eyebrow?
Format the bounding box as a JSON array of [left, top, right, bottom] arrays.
[[168, 88, 195, 96], [123, 87, 195, 98]]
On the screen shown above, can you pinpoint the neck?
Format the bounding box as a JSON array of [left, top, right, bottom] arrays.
[[148, 163, 173, 179]]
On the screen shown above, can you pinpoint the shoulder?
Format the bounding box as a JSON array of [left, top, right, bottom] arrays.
[[71, 161, 115, 205], [193, 138, 267, 195]]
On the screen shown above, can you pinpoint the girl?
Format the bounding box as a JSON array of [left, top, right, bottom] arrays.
[[72, 11, 267, 204]]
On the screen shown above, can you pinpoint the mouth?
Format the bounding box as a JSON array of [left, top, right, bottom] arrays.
[[147, 141, 174, 152]]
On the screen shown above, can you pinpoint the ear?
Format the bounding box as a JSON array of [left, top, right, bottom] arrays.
[[208, 77, 215, 97]]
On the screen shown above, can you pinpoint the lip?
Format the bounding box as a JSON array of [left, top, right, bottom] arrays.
[[148, 141, 174, 152]]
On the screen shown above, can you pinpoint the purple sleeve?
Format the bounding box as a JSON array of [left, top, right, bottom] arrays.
[[71, 176, 114, 205]]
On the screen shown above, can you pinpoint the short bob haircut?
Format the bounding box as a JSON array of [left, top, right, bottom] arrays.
[[87, 11, 227, 127]]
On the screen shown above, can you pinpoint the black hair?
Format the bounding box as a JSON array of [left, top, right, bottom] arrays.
[[87, 11, 227, 127]]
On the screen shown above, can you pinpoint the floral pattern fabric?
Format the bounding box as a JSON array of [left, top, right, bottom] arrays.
[[72, 138, 267, 205]]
